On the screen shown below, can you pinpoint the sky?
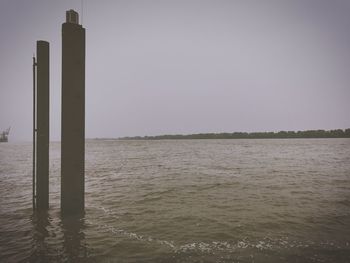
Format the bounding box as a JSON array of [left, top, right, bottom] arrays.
[[0, 0, 350, 141]]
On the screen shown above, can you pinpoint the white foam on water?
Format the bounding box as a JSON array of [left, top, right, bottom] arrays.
[[87, 217, 329, 256], [86, 219, 177, 250], [87, 205, 349, 255]]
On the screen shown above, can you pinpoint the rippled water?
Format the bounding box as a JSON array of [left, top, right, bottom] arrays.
[[0, 139, 350, 262]]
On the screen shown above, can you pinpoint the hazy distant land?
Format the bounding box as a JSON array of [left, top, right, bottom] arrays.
[[118, 128, 350, 140]]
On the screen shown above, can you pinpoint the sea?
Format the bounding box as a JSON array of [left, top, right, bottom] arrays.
[[0, 139, 349, 262]]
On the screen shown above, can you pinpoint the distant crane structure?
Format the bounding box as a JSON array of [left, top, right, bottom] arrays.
[[0, 127, 10, 142]]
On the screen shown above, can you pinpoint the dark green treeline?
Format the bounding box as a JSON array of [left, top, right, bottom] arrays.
[[120, 129, 350, 140]]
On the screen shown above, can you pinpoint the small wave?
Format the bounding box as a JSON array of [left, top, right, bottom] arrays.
[[86, 219, 176, 250], [87, 215, 347, 256], [174, 238, 347, 254], [88, 205, 350, 256]]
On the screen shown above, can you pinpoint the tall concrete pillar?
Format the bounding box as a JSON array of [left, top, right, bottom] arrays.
[[36, 40, 50, 210], [61, 10, 86, 214]]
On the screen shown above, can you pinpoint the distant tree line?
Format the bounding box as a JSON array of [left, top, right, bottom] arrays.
[[119, 129, 350, 140]]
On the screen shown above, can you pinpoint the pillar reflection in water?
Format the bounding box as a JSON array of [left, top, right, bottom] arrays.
[[30, 211, 50, 262], [29, 211, 88, 262], [61, 214, 87, 261]]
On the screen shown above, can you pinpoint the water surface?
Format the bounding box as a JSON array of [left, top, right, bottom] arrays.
[[0, 139, 349, 262]]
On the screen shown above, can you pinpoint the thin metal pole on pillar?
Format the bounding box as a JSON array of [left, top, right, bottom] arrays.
[[32, 56, 37, 210]]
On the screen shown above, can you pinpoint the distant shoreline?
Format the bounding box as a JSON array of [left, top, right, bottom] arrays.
[[117, 129, 350, 140]]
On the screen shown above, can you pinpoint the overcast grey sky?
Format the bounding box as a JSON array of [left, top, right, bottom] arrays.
[[1, 0, 350, 141]]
